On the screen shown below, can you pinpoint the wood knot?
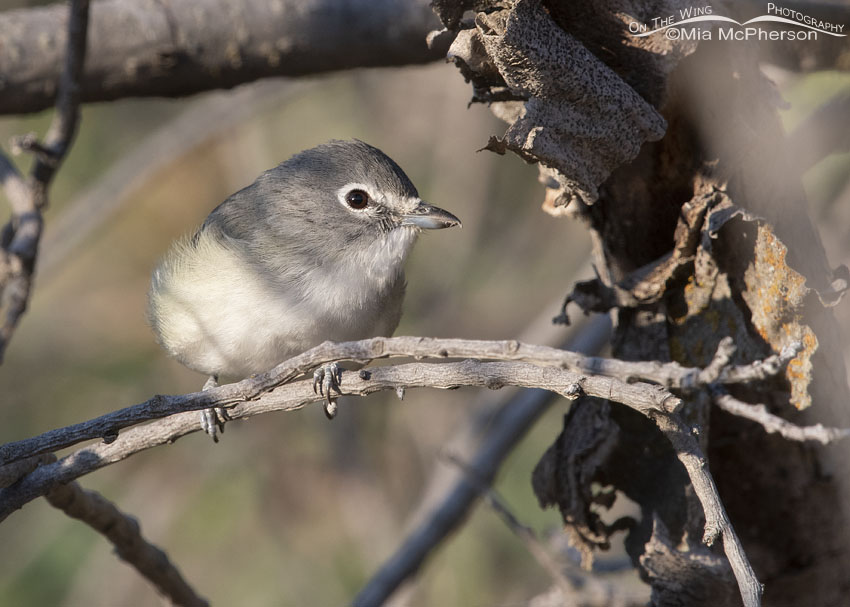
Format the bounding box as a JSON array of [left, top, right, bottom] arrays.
[[564, 383, 583, 399], [485, 378, 504, 390]]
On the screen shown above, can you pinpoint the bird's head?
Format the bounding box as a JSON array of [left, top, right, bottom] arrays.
[[267, 140, 461, 250]]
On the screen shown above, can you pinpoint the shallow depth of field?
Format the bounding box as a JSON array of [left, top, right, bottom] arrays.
[[1, 11, 849, 605]]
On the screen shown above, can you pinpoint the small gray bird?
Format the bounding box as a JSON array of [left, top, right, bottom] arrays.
[[148, 140, 460, 439]]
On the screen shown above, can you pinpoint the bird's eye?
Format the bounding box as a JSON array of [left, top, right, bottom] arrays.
[[345, 189, 370, 210]]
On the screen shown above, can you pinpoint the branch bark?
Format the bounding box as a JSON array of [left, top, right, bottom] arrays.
[[713, 392, 850, 444], [46, 480, 209, 607], [653, 414, 762, 607], [0, 0, 447, 116], [1, 336, 837, 606], [0, 0, 89, 361], [0, 357, 686, 520], [0, 335, 786, 467], [438, 1, 850, 603], [352, 316, 613, 607]]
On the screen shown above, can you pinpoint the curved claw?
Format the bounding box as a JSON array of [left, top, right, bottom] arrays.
[[312, 363, 342, 419], [200, 375, 228, 442], [312, 367, 325, 395]]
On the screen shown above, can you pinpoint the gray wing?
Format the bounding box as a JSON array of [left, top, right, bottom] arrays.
[[200, 179, 268, 243], [194, 171, 314, 283]]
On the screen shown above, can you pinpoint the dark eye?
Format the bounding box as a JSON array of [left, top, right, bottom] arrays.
[[345, 189, 370, 209]]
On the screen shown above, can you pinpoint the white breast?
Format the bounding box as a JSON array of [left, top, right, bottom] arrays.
[[148, 227, 416, 378]]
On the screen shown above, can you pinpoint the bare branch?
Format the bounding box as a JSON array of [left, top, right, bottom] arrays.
[[0, 453, 53, 489], [1, 335, 797, 467], [653, 414, 763, 607], [476, 473, 647, 607], [0, 0, 447, 116], [0, 155, 30, 214], [0, 0, 90, 361], [352, 387, 558, 607], [0, 333, 774, 607], [446, 453, 576, 599], [714, 341, 805, 385], [0, 331, 805, 607], [0, 151, 40, 358], [696, 336, 736, 385], [30, 0, 90, 192], [45, 481, 209, 607], [714, 392, 850, 445], [0, 358, 684, 520], [351, 317, 612, 607]]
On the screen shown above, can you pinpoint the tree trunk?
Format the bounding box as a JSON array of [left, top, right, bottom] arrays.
[[433, 1, 850, 604]]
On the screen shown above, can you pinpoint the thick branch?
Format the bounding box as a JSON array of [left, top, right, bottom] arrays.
[[0, 453, 52, 488], [0, 0, 447, 116], [1, 335, 790, 467]]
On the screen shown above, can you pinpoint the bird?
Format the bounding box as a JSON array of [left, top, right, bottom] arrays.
[[147, 139, 461, 440]]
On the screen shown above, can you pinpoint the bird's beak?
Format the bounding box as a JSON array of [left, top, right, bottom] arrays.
[[400, 200, 462, 230]]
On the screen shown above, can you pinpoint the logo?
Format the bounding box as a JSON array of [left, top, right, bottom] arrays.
[[627, 3, 846, 42]]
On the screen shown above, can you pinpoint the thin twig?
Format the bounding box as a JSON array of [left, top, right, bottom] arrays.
[[452, 452, 646, 607], [352, 388, 559, 607], [696, 336, 736, 385], [653, 413, 763, 607], [0, 0, 90, 362], [714, 341, 804, 385], [444, 453, 576, 598], [45, 481, 209, 607], [1, 334, 794, 467], [714, 392, 850, 444]]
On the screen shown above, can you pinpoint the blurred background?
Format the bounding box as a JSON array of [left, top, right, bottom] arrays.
[[1, 4, 850, 605]]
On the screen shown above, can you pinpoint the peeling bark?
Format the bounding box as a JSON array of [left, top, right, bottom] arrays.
[[435, 0, 850, 604]]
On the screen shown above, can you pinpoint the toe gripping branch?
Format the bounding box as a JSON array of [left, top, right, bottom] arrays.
[[312, 363, 343, 419], [200, 375, 230, 443]]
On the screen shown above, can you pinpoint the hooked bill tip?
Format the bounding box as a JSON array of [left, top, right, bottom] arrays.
[[401, 201, 462, 230]]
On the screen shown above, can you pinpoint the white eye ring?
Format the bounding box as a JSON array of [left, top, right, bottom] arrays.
[[337, 183, 374, 212]]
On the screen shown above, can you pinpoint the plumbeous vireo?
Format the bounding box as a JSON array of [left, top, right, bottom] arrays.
[[148, 140, 461, 439]]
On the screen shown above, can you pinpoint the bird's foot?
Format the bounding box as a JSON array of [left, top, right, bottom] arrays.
[[200, 375, 229, 443], [312, 363, 342, 419]]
